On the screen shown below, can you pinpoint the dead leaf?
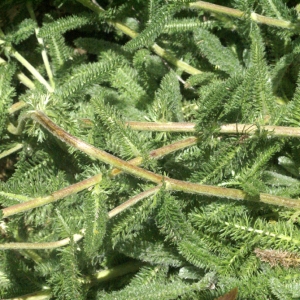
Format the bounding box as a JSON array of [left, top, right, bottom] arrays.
[[214, 287, 238, 300]]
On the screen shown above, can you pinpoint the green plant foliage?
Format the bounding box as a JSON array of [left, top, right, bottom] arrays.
[[56, 57, 122, 99], [147, 71, 184, 122], [123, 3, 178, 51], [92, 99, 150, 159], [109, 64, 150, 105], [46, 34, 74, 73], [194, 28, 243, 76], [2, 0, 300, 299], [5, 18, 36, 45], [83, 185, 107, 257], [48, 242, 84, 300], [97, 266, 215, 300], [38, 14, 93, 39], [0, 63, 15, 138]]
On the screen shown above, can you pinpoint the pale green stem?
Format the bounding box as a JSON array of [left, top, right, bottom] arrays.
[[0, 233, 84, 250], [127, 121, 195, 132], [86, 261, 143, 284], [127, 121, 300, 138], [151, 43, 201, 75], [7, 111, 29, 135], [11, 50, 54, 92], [2, 136, 197, 219], [189, 1, 299, 30], [0, 29, 52, 92], [2, 111, 299, 250], [0, 137, 198, 250], [108, 185, 162, 218], [2, 174, 102, 218], [14, 232, 44, 263], [0, 143, 23, 160], [8, 101, 28, 114], [220, 123, 300, 137], [110, 136, 198, 176], [2, 111, 299, 255], [16, 72, 36, 89], [5, 289, 52, 300], [0, 185, 159, 249], [26, 1, 55, 89], [19, 249, 44, 264], [0, 57, 35, 89], [4, 261, 142, 300], [31, 110, 163, 182], [75, 0, 202, 75], [26, 111, 300, 209], [0, 28, 54, 93]]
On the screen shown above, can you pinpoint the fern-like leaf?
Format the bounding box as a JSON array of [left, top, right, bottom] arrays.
[[110, 64, 149, 105], [49, 243, 84, 300], [38, 14, 93, 38], [92, 99, 150, 159], [83, 185, 107, 257], [97, 271, 215, 300], [6, 18, 36, 45], [147, 71, 184, 122], [194, 28, 243, 76], [56, 56, 122, 98], [123, 4, 178, 51], [46, 34, 74, 73], [0, 63, 15, 138]]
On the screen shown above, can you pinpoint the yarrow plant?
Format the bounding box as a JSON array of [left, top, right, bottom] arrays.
[[1, 0, 300, 299]]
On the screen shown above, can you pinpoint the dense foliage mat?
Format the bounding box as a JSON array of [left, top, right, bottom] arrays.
[[1, 0, 300, 299]]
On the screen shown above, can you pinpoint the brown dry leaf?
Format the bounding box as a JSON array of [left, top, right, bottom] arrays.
[[254, 248, 300, 268], [215, 287, 238, 300]]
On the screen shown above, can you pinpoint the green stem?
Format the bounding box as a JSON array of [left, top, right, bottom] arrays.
[[7, 112, 29, 135], [86, 261, 143, 284], [11, 50, 54, 92], [0, 137, 198, 250], [16, 72, 36, 90], [0, 185, 159, 249], [14, 233, 44, 264], [2, 136, 198, 219], [108, 185, 162, 218], [5, 289, 52, 300], [3, 111, 299, 222], [151, 43, 201, 75], [220, 124, 300, 137], [31, 111, 163, 183], [26, 1, 55, 89], [8, 101, 28, 114], [110, 136, 198, 176], [0, 29, 52, 92], [0, 57, 36, 90], [2, 174, 102, 218], [27, 111, 300, 209], [127, 121, 195, 132], [0, 233, 84, 250], [75, 0, 201, 75], [189, 1, 299, 30], [127, 121, 300, 138], [5, 261, 142, 300], [0, 143, 23, 160]]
